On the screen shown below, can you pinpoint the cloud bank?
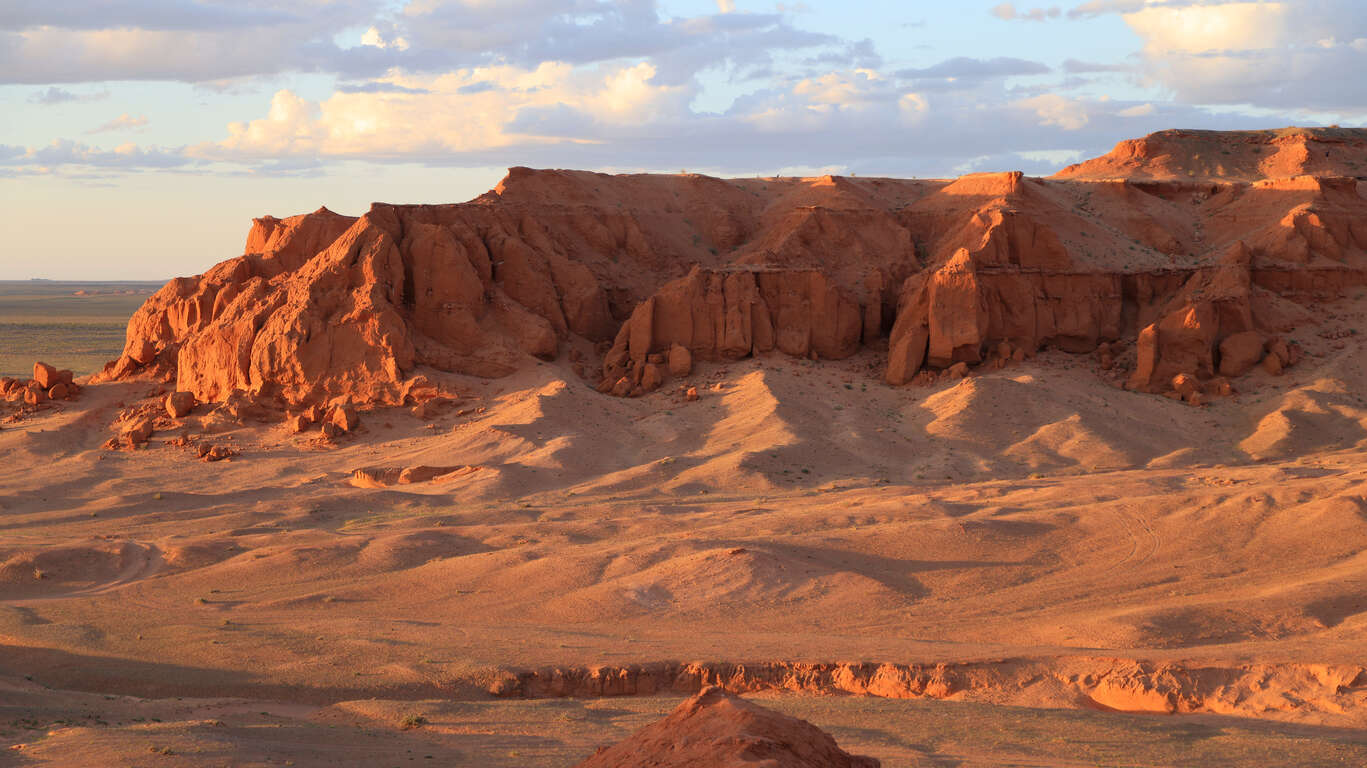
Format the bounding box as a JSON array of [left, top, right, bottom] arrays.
[[6, 0, 1364, 181]]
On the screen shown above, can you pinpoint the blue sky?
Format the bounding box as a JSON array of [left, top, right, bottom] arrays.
[[4, 0, 1366, 279]]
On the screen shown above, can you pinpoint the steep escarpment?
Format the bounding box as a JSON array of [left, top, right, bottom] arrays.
[[97, 131, 1367, 409]]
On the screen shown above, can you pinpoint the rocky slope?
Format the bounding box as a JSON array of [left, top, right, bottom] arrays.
[[96, 130, 1367, 410]]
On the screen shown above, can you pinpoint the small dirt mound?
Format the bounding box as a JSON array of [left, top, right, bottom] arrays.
[[574, 685, 880, 768]]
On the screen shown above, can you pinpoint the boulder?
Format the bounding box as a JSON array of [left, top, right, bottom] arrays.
[[1218, 331, 1265, 377], [885, 308, 929, 386], [121, 418, 154, 448], [24, 382, 47, 405], [1130, 304, 1219, 391], [1171, 373, 1200, 398], [1262, 353, 1284, 375], [1267, 338, 1291, 367], [328, 404, 361, 433], [32, 362, 59, 389], [47, 383, 69, 401], [640, 363, 665, 393], [1205, 377, 1234, 398], [198, 444, 238, 462], [129, 338, 157, 365], [668, 343, 693, 377], [574, 686, 880, 768], [165, 391, 197, 419]]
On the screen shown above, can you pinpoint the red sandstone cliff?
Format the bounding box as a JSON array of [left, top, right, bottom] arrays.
[[96, 130, 1367, 407]]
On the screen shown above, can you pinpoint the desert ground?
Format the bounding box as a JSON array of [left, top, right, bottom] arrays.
[[6, 334, 1367, 765], [6, 129, 1367, 765], [0, 282, 158, 380]]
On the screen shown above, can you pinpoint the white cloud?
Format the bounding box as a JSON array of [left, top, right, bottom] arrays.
[[898, 56, 1051, 82], [360, 25, 409, 51], [174, 55, 1257, 179], [716, 0, 737, 12], [0, 139, 194, 173], [197, 61, 697, 161], [1017, 148, 1084, 165], [1126, 1, 1290, 54], [1067, 0, 1367, 113], [87, 113, 149, 134], [0, 0, 837, 85], [1015, 93, 1089, 130], [992, 2, 1062, 22], [898, 92, 929, 120], [1117, 103, 1154, 117]]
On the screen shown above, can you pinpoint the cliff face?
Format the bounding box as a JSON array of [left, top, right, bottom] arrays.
[[96, 131, 1367, 407]]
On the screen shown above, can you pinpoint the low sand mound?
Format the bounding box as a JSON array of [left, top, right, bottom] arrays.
[[915, 371, 1206, 473], [574, 686, 880, 768], [0, 542, 155, 599], [1239, 381, 1367, 459], [553, 543, 915, 620], [353, 530, 491, 572]]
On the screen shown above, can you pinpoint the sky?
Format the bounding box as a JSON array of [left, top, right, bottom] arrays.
[[4, 0, 1367, 280]]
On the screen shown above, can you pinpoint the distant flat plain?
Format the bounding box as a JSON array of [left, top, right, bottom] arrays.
[[0, 280, 159, 378]]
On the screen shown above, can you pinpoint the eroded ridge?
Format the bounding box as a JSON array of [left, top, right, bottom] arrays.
[[93, 130, 1367, 416]]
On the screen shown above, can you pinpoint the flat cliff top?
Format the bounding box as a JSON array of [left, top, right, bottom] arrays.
[[1054, 127, 1367, 181]]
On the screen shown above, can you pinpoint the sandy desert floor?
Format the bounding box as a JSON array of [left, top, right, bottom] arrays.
[[6, 297, 1367, 765], [0, 282, 158, 380]]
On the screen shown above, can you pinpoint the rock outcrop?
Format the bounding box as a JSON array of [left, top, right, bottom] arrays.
[[96, 130, 1367, 408], [2, 362, 78, 408], [574, 686, 880, 768], [598, 266, 864, 396]]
